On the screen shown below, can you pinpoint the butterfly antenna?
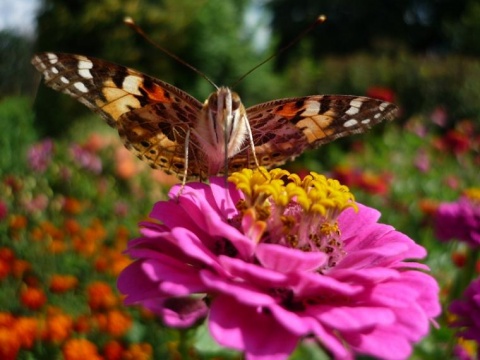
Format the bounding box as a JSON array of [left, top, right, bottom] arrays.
[[231, 14, 326, 88], [124, 17, 218, 89]]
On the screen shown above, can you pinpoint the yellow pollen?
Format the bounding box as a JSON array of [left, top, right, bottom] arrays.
[[229, 167, 357, 215]]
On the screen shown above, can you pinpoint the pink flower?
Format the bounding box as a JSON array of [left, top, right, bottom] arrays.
[[434, 189, 480, 247], [27, 138, 54, 172], [118, 168, 440, 360], [69, 144, 102, 174], [449, 277, 480, 349]]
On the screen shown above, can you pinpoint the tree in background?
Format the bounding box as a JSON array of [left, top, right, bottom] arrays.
[[267, 0, 468, 68], [26, 0, 480, 134], [0, 30, 36, 97]]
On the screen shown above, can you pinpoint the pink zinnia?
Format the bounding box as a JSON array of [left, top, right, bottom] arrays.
[[118, 168, 440, 359], [434, 189, 480, 247]]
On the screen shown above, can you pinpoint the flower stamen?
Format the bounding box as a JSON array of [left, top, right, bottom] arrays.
[[229, 167, 357, 270]]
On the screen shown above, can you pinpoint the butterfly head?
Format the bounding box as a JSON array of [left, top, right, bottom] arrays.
[[196, 87, 249, 173]]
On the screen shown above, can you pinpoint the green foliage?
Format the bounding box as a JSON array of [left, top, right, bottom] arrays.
[[0, 97, 38, 174], [0, 30, 36, 97]]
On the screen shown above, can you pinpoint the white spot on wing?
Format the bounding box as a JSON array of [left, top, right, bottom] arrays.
[[379, 102, 389, 111], [345, 98, 364, 116], [122, 75, 143, 95], [47, 53, 58, 64], [77, 58, 94, 79], [301, 100, 321, 116], [78, 59, 93, 69], [345, 106, 359, 115], [350, 99, 363, 108], [60, 76, 69, 84], [78, 69, 93, 79], [51, 67, 59, 74], [343, 119, 358, 128], [361, 118, 371, 124], [73, 82, 89, 93]]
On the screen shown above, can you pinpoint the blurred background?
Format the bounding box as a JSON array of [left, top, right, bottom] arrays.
[[1, 0, 479, 359], [3, 0, 480, 135]]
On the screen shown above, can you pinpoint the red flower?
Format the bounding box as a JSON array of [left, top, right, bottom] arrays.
[[366, 86, 396, 103], [20, 287, 47, 311]]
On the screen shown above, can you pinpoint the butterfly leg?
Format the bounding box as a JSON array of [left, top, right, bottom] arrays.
[[244, 116, 269, 179], [175, 128, 191, 201]]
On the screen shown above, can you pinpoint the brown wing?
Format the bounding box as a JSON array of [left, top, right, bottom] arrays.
[[117, 103, 209, 180], [227, 95, 398, 171], [32, 52, 205, 178]]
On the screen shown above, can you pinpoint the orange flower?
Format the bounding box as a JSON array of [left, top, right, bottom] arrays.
[[122, 343, 153, 360], [0, 247, 14, 262], [103, 340, 125, 360], [12, 259, 31, 278], [357, 171, 390, 195], [73, 315, 91, 334], [115, 146, 139, 179], [20, 287, 47, 311], [87, 281, 117, 311], [110, 253, 132, 277], [9, 214, 27, 230], [418, 198, 439, 217], [49, 274, 78, 293], [64, 218, 81, 235], [0, 313, 15, 327], [14, 316, 38, 349], [63, 338, 102, 360], [73, 235, 97, 256], [0, 327, 20, 360], [48, 239, 67, 254], [41, 220, 63, 239], [0, 259, 11, 280], [95, 310, 132, 337], [63, 197, 84, 215], [95, 247, 131, 275], [41, 313, 73, 343], [452, 252, 467, 268]]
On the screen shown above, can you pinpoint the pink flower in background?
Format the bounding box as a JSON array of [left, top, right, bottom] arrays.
[[22, 194, 49, 214], [449, 276, 480, 350], [118, 168, 440, 360], [414, 148, 430, 173], [430, 106, 448, 127], [435, 189, 480, 246], [69, 144, 102, 174], [27, 138, 54, 172]]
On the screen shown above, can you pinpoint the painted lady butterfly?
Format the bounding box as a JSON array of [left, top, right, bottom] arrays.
[[32, 52, 398, 180]]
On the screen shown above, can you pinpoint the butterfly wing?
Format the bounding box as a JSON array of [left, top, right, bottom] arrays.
[[32, 52, 205, 177], [227, 95, 398, 171]]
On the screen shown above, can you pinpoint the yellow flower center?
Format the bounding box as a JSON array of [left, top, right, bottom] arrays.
[[228, 167, 358, 270]]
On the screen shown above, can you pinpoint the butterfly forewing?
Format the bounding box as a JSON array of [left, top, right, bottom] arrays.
[[32, 52, 398, 180], [224, 95, 398, 172], [32, 52, 209, 177]]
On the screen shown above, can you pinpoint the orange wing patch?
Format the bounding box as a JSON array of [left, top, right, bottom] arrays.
[[143, 83, 173, 103]]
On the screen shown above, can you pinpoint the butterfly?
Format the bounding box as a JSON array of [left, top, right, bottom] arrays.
[[32, 52, 398, 180]]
